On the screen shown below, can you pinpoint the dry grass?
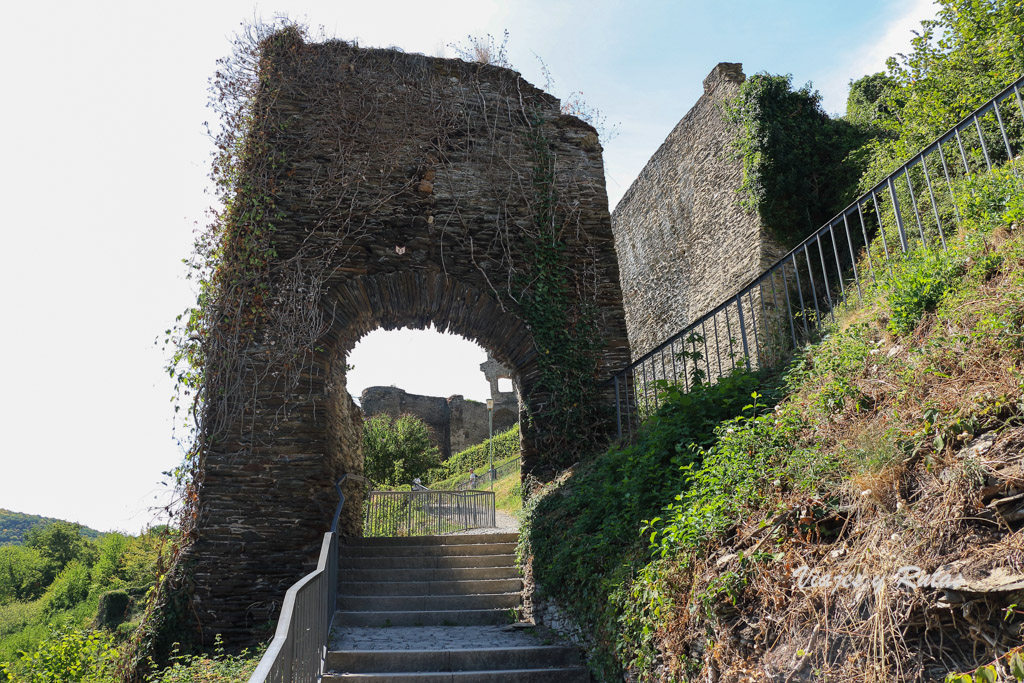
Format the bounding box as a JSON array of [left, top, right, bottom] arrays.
[[641, 232, 1024, 682]]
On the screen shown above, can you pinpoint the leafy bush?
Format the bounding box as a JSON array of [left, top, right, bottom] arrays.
[[3, 628, 115, 683], [955, 159, 1024, 231], [886, 249, 963, 334], [146, 638, 261, 683], [362, 414, 443, 487], [526, 368, 770, 678], [0, 548, 48, 605], [41, 563, 91, 615], [727, 73, 871, 245]]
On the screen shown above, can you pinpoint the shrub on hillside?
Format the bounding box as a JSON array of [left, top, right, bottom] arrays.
[[427, 425, 520, 485], [525, 368, 769, 678]]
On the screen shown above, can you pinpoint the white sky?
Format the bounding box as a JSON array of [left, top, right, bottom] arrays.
[[0, 0, 935, 533]]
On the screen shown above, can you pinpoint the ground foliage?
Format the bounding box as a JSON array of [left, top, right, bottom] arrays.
[[527, 157, 1024, 683]]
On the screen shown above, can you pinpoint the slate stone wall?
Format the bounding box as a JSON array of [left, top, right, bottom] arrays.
[[188, 34, 629, 643], [611, 63, 785, 362]]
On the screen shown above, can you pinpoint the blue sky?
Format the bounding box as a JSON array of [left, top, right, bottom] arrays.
[[0, 0, 934, 532]]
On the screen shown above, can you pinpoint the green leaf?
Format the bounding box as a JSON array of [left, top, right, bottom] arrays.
[[975, 665, 998, 683], [1009, 651, 1024, 681]]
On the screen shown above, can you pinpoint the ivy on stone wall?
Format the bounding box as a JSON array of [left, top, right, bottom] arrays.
[[515, 123, 605, 471], [726, 73, 872, 246]]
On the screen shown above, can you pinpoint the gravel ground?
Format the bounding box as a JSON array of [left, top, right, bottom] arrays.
[[443, 510, 520, 535]]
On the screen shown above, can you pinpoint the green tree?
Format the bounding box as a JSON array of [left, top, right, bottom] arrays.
[[845, 72, 901, 130], [0, 545, 47, 604], [23, 523, 91, 578], [860, 0, 1024, 184], [362, 414, 442, 487]]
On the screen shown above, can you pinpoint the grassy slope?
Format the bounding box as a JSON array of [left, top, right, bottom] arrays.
[[526, 163, 1024, 682]]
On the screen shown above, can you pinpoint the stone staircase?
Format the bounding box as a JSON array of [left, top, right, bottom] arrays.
[[325, 533, 589, 681]]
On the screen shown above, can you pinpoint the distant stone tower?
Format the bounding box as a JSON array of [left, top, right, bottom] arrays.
[[480, 353, 518, 434]]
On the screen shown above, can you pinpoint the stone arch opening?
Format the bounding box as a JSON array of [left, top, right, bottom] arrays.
[[186, 31, 629, 642]]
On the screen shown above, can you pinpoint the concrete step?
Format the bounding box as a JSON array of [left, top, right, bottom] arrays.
[[323, 668, 590, 682], [338, 578, 522, 596], [325, 646, 583, 674], [334, 609, 512, 627], [341, 555, 513, 570], [342, 566, 519, 583], [338, 593, 521, 612], [343, 533, 519, 547], [345, 543, 517, 558]]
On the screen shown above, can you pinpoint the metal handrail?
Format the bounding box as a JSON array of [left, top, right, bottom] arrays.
[[247, 473, 368, 683], [363, 488, 496, 536], [609, 74, 1024, 438]]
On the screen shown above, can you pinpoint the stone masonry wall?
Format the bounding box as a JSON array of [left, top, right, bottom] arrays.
[[188, 33, 630, 644], [611, 63, 784, 362]]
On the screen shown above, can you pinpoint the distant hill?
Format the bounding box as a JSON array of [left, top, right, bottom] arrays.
[[0, 508, 102, 546]]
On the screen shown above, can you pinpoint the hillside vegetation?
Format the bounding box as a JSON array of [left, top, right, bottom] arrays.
[[525, 1, 1024, 681], [0, 510, 101, 547], [0, 521, 260, 682]]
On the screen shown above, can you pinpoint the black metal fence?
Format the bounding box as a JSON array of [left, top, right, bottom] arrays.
[[362, 489, 496, 536], [612, 75, 1024, 439]]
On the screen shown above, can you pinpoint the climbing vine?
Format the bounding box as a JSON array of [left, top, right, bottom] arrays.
[[513, 121, 606, 471], [137, 20, 620, 672], [726, 73, 870, 245]]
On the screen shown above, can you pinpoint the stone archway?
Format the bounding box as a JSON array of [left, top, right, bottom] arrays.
[[186, 30, 630, 641]]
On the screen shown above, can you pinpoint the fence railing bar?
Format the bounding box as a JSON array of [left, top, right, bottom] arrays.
[[886, 177, 910, 252], [815, 232, 834, 318], [955, 127, 971, 174], [842, 214, 863, 302], [709, 311, 722, 379], [827, 222, 847, 299], [920, 155, 947, 250], [856, 202, 876, 283], [737, 294, 751, 371], [757, 279, 769, 363], [994, 97, 1015, 165], [745, 289, 759, 367], [936, 142, 962, 229], [974, 114, 993, 172], [778, 261, 798, 349], [870, 191, 894, 275], [792, 255, 810, 338], [724, 304, 736, 373], [803, 244, 821, 324], [903, 168, 927, 248]]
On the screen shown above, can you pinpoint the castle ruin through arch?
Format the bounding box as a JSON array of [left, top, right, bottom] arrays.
[[186, 31, 630, 641]]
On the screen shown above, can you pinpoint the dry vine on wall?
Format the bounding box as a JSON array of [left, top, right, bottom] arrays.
[[131, 19, 626, 670]]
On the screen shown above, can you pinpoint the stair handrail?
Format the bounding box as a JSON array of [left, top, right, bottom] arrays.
[[247, 472, 368, 683]]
